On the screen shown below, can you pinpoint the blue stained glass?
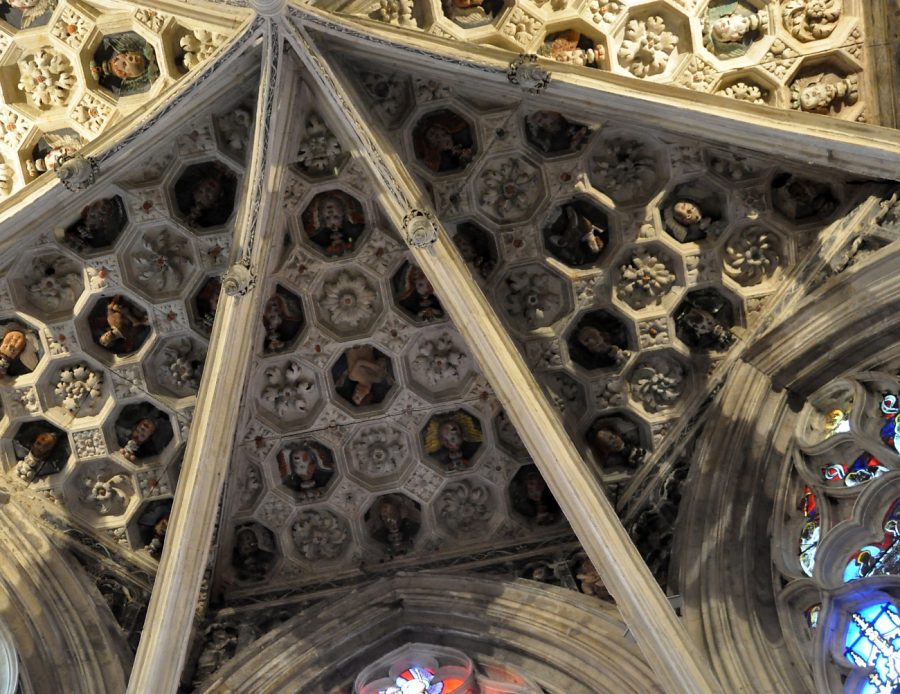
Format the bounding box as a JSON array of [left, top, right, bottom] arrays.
[[799, 486, 819, 577], [843, 500, 900, 584], [880, 394, 900, 455], [844, 602, 900, 693], [377, 666, 445, 694]]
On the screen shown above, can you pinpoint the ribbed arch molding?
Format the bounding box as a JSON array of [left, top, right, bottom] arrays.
[[197, 573, 660, 693], [0, 498, 129, 694]]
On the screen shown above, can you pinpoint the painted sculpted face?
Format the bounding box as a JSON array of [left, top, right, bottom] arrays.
[[0, 331, 26, 360], [321, 198, 346, 232], [525, 473, 546, 502], [379, 499, 401, 533], [83, 198, 117, 231], [110, 51, 147, 80], [577, 326, 611, 355], [263, 297, 284, 330], [595, 427, 626, 452], [425, 124, 453, 152], [439, 421, 463, 450], [711, 14, 751, 43], [192, 177, 222, 211], [290, 449, 317, 480], [800, 83, 836, 111], [236, 529, 258, 557], [132, 418, 156, 444], [673, 200, 703, 226], [31, 432, 57, 459], [413, 271, 433, 297]]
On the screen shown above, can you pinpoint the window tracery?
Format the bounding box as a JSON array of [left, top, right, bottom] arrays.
[[776, 361, 900, 692]]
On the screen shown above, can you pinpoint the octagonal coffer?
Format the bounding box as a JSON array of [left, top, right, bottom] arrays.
[[412, 109, 476, 175], [58, 195, 128, 255], [273, 438, 336, 502], [301, 189, 367, 258], [91, 32, 160, 98], [173, 161, 238, 230]]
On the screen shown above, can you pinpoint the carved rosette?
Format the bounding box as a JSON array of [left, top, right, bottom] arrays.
[[616, 248, 677, 310], [617, 16, 679, 78], [628, 354, 686, 413], [291, 510, 349, 561], [319, 270, 378, 330], [436, 479, 493, 536], [349, 424, 409, 478], [723, 227, 782, 286], [478, 158, 542, 223], [501, 266, 566, 331]]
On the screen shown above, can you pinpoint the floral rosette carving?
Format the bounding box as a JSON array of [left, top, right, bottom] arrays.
[[17, 49, 77, 109], [724, 227, 782, 286], [436, 479, 492, 536], [319, 270, 377, 330], [261, 359, 316, 419], [350, 425, 409, 477], [591, 139, 658, 203], [618, 16, 679, 78], [501, 267, 565, 330], [616, 248, 677, 310], [478, 158, 541, 222], [291, 510, 349, 561], [629, 354, 686, 413]]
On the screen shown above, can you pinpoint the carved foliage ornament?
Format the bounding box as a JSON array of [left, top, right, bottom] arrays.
[[412, 331, 468, 386], [629, 354, 686, 413], [291, 510, 348, 561], [782, 0, 842, 42], [261, 359, 315, 419], [723, 227, 782, 285], [437, 479, 492, 535], [618, 16, 679, 78], [351, 424, 408, 477], [617, 248, 677, 310]]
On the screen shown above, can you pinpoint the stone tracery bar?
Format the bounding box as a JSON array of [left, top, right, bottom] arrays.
[[282, 15, 721, 694]]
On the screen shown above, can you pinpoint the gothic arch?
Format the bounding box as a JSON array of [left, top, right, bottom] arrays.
[[196, 573, 660, 693], [0, 496, 130, 694], [672, 236, 900, 693]]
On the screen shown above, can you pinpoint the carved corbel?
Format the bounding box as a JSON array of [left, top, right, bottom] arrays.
[[508, 54, 551, 95], [56, 155, 98, 192], [221, 263, 256, 297], [403, 209, 438, 249]]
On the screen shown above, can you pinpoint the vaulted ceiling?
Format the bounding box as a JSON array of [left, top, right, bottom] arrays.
[[0, 0, 896, 691]]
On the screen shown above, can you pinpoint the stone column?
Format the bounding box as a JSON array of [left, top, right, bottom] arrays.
[[282, 18, 721, 694]]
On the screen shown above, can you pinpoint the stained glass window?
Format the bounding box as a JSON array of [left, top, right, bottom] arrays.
[[844, 601, 900, 692], [357, 648, 477, 694], [843, 500, 900, 583], [880, 394, 899, 455], [822, 453, 889, 487], [804, 604, 821, 629], [799, 486, 820, 577]]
